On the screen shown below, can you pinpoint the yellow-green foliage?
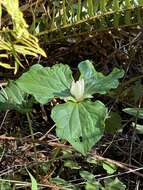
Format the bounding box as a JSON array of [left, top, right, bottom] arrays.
[[0, 0, 46, 73]]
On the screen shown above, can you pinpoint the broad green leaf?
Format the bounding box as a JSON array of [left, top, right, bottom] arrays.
[[51, 177, 78, 190], [51, 100, 107, 154], [123, 108, 143, 119], [85, 182, 101, 190], [64, 160, 81, 169], [80, 171, 95, 182], [62, 149, 73, 157], [132, 123, 143, 134], [16, 60, 124, 104], [102, 161, 117, 174], [105, 112, 122, 134], [78, 60, 124, 96], [0, 81, 31, 112], [104, 177, 126, 190], [86, 156, 98, 165], [80, 171, 101, 190], [27, 170, 38, 190], [16, 64, 73, 104], [86, 156, 117, 174]]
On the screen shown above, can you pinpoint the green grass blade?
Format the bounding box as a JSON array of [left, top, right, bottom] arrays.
[[27, 170, 38, 190]]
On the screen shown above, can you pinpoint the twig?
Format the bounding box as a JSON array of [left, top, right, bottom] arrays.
[[39, 124, 56, 141], [91, 153, 143, 178], [0, 110, 9, 130], [0, 178, 59, 189], [0, 135, 16, 141]]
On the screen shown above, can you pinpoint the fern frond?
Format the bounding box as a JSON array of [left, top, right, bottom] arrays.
[[37, 0, 143, 42]]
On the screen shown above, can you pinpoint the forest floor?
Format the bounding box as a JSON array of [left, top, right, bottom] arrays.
[[1, 26, 143, 189]]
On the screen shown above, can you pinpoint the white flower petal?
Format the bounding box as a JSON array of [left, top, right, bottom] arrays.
[[70, 79, 85, 101]]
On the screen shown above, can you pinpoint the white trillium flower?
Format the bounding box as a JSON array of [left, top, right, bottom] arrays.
[[70, 79, 85, 101]]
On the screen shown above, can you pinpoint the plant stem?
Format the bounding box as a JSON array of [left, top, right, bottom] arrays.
[[48, 140, 67, 173], [26, 113, 39, 179]]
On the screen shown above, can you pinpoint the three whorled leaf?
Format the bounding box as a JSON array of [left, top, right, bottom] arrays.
[[16, 64, 73, 104], [51, 100, 107, 155], [78, 60, 124, 97], [0, 60, 124, 154]]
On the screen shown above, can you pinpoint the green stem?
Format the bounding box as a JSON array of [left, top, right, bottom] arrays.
[[26, 113, 39, 178], [48, 140, 66, 172]]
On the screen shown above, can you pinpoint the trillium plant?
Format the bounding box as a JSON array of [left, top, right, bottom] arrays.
[[0, 60, 124, 154]]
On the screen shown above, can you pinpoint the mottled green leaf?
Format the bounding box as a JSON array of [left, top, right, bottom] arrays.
[[51, 177, 78, 190], [64, 160, 81, 169], [80, 170, 95, 182], [16, 64, 73, 104], [104, 177, 126, 190], [78, 60, 124, 97], [85, 182, 101, 190], [51, 100, 107, 154], [102, 161, 117, 174], [86, 156, 98, 165], [80, 171, 101, 190]]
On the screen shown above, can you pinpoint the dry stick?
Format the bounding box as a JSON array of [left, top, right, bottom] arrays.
[[102, 118, 133, 156], [0, 154, 69, 179], [95, 167, 143, 181], [91, 153, 143, 178], [0, 178, 59, 189], [0, 134, 71, 149], [0, 110, 9, 130], [39, 124, 56, 141], [0, 135, 16, 141]]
